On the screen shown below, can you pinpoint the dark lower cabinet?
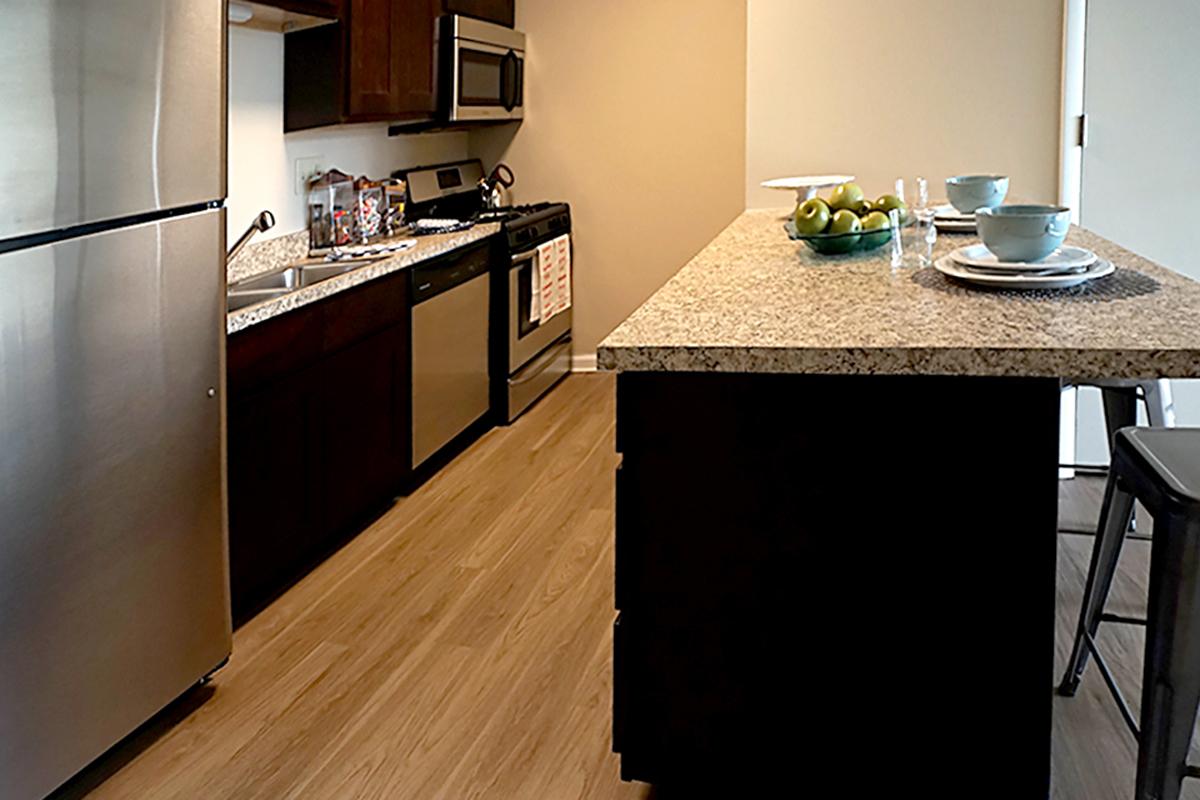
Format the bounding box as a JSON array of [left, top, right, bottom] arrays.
[[227, 370, 321, 623], [227, 241, 498, 623], [226, 272, 412, 623], [317, 325, 410, 537]]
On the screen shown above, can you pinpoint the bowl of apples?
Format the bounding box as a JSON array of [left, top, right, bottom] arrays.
[[783, 182, 909, 255]]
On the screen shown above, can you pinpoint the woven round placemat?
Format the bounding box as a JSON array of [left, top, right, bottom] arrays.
[[912, 266, 1160, 303]]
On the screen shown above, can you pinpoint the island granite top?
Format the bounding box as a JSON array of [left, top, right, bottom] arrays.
[[597, 208, 1200, 379]]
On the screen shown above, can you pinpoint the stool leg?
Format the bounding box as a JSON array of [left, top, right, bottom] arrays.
[[1058, 473, 1136, 696], [1135, 517, 1200, 800], [1101, 387, 1139, 448]]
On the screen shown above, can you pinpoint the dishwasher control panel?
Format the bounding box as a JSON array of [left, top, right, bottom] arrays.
[[411, 242, 491, 304]]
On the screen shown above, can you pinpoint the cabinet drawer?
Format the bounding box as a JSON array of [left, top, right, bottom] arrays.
[[615, 462, 632, 611], [321, 269, 408, 353]]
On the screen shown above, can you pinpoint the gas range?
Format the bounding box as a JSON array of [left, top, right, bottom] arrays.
[[476, 203, 572, 251], [411, 203, 571, 249], [395, 160, 568, 245], [396, 159, 573, 424]]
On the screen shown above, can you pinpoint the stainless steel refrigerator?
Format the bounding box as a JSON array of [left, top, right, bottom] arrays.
[[0, 2, 231, 797]]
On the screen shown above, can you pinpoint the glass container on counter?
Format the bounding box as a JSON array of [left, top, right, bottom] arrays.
[[353, 177, 385, 243], [307, 169, 355, 251]]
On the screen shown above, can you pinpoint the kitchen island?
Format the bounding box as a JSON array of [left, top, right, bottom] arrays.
[[598, 209, 1200, 794]]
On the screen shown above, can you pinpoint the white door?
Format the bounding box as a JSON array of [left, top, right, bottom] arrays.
[[1074, 0, 1200, 463]]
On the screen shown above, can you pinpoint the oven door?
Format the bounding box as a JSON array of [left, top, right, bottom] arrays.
[[510, 244, 571, 373], [452, 39, 524, 122]]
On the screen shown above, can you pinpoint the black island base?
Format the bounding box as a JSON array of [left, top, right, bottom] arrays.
[[612, 370, 1060, 796]]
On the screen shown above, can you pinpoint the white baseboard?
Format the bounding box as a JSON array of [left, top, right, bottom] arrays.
[[571, 352, 597, 372]]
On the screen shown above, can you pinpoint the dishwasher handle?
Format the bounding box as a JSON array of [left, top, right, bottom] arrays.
[[411, 244, 491, 304]]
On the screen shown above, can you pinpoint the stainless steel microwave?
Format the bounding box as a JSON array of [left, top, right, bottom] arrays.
[[441, 15, 525, 122]]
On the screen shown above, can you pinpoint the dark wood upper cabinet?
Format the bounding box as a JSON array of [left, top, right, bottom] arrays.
[[255, 0, 341, 17], [346, 0, 437, 118], [285, 0, 440, 132], [443, 0, 514, 27]]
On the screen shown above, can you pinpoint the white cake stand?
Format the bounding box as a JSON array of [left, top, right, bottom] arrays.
[[761, 174, 855, 204]]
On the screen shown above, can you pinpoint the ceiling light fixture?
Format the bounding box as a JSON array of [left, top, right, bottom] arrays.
[[228, 3, 255, 24]]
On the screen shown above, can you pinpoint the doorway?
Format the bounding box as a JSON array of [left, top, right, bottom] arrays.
[[1063, 0, 1200, 464]]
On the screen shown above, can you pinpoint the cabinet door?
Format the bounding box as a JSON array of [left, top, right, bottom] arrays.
[[227, 373, 322, 622], [263, 0, 341, 16], [316, 325, 411, 537], [346, 0, 438, 119], [443, 0, 514, 27]]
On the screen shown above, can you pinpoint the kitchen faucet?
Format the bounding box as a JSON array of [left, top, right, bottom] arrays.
[[226, 210, 275, 265]]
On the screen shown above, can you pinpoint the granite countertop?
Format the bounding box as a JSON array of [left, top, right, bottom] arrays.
[[226, 224, 501, 335], [597, 208, 1200, 379]]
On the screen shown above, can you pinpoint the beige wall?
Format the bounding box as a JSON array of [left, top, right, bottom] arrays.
[[469, 0, 747, 360], [745, 0, 1063, 209]]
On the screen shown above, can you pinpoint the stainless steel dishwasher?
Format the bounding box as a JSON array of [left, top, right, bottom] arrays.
[[411, 245, 492, 468]]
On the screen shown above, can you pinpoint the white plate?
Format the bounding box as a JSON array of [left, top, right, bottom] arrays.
[[762, 174, 856, 203], [935, 219, 976, 233], [935, 255, 1114, 290], [761, 174, 855, 191], [932, 203, 975, 221], [950, 243, 1097, 272]]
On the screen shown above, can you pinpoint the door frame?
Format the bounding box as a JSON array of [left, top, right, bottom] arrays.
[[1057, 0, 1088, 475], [1058, 0, 1087, 225]]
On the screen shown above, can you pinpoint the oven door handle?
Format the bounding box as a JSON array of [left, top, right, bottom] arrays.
[[511, 247, 539, 264]]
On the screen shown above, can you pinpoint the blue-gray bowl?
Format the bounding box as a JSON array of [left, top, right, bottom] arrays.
[[946, 174, 1009, 213], [976, 204, 1071, 262]]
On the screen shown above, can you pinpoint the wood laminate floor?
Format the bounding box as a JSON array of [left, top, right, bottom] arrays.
[[53, 374, 1200, 798]]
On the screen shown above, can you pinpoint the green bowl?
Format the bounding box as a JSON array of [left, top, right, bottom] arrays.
[[783, 217, 905, 255]]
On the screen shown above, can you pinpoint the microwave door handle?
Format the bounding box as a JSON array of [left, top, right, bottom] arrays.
[[501, 50, 519, 112], [514, 57, 524, 107]]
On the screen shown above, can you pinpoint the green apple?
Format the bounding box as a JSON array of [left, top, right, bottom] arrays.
[[859, 199, 874, 216], [829, 182, 866, 213], [859, 209, 892, 248], [793, 198, 831, 235], [874, 194, 909, 223], [826, 208, 862, 235], [861, 210, 890, 230]]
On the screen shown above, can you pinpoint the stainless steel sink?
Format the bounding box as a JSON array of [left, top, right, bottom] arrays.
[[227, 257, 386, 313], [299, 259, 378, 284], [231, 267, 302, 292], [227, 288, 291, 312]]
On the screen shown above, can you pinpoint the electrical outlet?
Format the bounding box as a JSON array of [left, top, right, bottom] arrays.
[[295, 155, 324, 196]]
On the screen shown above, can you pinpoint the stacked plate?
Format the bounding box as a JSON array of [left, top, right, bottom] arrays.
[[933, 204, 976, 232], [934, 243, 1114, 290]]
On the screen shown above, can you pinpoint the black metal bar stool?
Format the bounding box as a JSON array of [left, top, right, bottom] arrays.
[[1059, 427, 1200, 800]]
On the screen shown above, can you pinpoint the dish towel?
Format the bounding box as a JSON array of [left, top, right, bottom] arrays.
[[531, 234, 572, 324]]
